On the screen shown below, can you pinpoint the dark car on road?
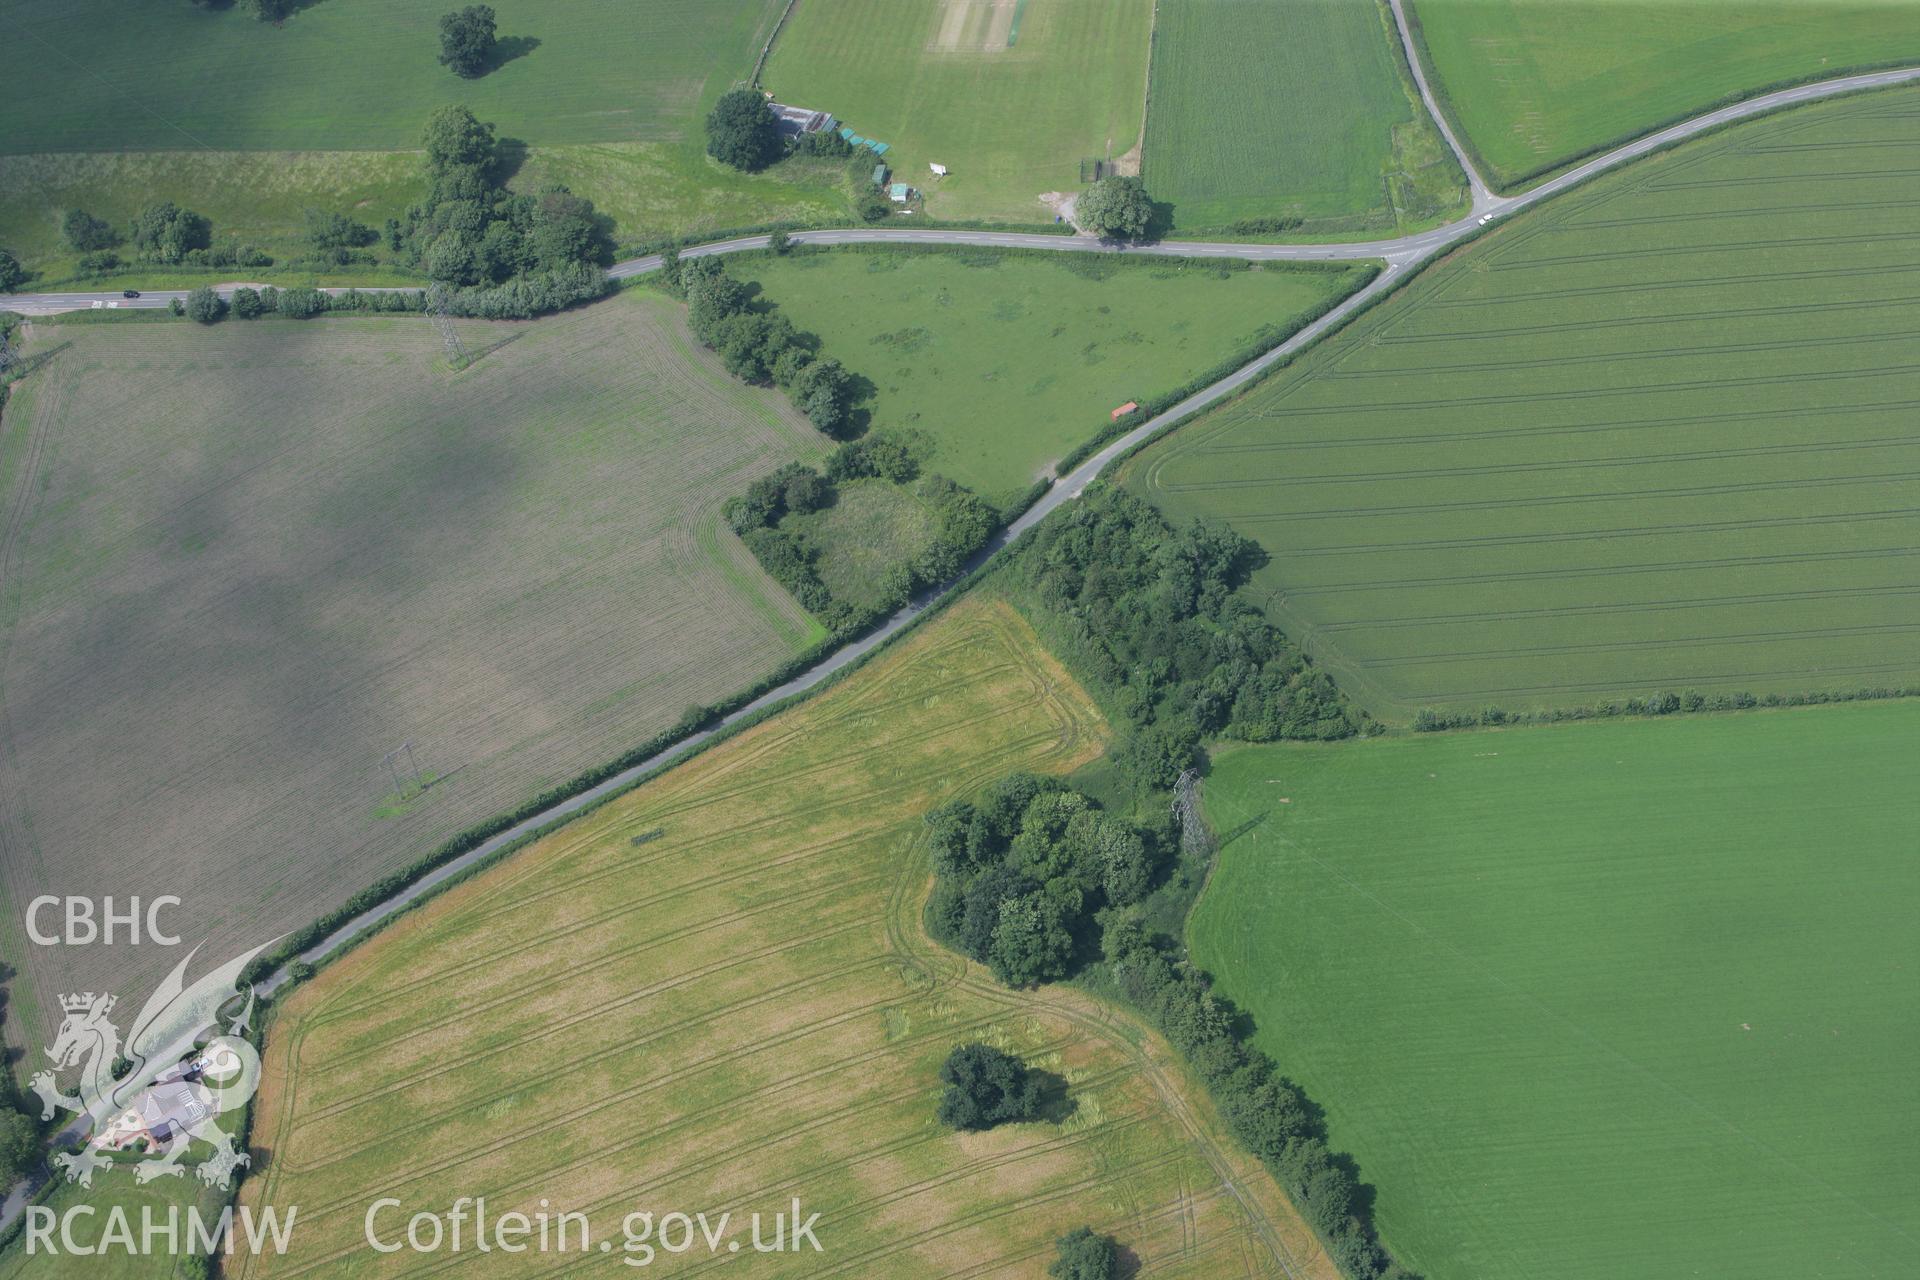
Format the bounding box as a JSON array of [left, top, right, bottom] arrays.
[[122, 289, 140, 298]]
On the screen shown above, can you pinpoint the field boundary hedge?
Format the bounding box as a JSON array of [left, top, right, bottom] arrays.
[[1413, 684, 1920, 732], [1397, 0, 1920, 192], [748, 0, 802, 87]]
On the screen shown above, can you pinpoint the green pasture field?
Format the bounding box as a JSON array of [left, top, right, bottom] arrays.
[[1406, 0, 1920, 188], [0, 1171, 227, 1280], [0, 0, 855, 280], [1191, 701, 1920, 1280], [1143, 0, 1467, 234], [1129, 87, 1920, 718], [0, 293, 827, 1054], [0, 0, 782, 152], [785, 477, 940, 612], [762, 0, 1154, 221], [231, 599, 1341, 1280], [746, 248, 1372, 506]]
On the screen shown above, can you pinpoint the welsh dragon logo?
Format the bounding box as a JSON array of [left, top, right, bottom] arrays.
[[31, 942, 273, 1190]]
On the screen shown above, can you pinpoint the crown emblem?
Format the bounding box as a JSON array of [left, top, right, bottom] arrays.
[[58, 992, 113, 1016]]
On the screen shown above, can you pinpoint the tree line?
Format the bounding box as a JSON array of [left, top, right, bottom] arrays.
[[1101, 917, 1416, 1278], [905, 486, 1414, 1277], [1412, 682, 1920, 731], [673, 255, 1000, 633], [720, 438, 998, 634], [1011, 487, 1369, 787], [916, 769, 1415, 1276], [673, 254, 857, 436]]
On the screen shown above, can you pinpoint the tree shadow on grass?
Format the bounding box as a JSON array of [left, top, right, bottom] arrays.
[[1031, 1067, 1078, 1126], [485, 34, 540, 73], [1143, 199, 1179, 243], [494, 137, 531, 187]]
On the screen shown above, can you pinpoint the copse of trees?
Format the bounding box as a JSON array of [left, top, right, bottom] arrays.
[[0, 1103, 34, 1186], [0, 250, 23, 292], [385, 106, 610, 316], [61, 209, 117, 252], [129, 201, 211, 264], [438, 5, 498, 77], [705, 89, 783, 172], [721, 443, 996, 633], [1013, 488, 1365, 786], [305, 208, 378, 258], [1048, 1227, 1119, 1280], [936, 1043, 1043, 1131], [1077, 175, 1155, 242], [0, 1005, 38, 1185], [926, 774, 1158, 988]]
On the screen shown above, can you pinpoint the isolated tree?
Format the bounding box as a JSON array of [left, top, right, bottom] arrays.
[[1078, 175, 1154, 242], [705, 88, 782, 172], [936, 1043, 1042, 1131], [184, 286, 227, 324], [0, 249, 24, 292], [1048, 1227, 1118, 1280], [61, 208, 117, 252], [230, 286, 263, 319], [438, 5, 498, 78]]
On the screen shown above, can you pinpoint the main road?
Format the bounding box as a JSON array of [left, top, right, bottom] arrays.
[[7, 63, 1917, 322]]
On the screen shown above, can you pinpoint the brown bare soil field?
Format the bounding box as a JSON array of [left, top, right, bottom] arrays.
[[235, 599, 1336, 1278]]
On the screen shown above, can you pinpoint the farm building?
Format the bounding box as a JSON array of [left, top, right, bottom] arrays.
[[839, 127, 890, 155], [872, 163, 889, 187], [768, 101, 836, 138], [101, 1079, 210, 1151], [889, 182, 915, 203], [1111, 401, 1139, 421]]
